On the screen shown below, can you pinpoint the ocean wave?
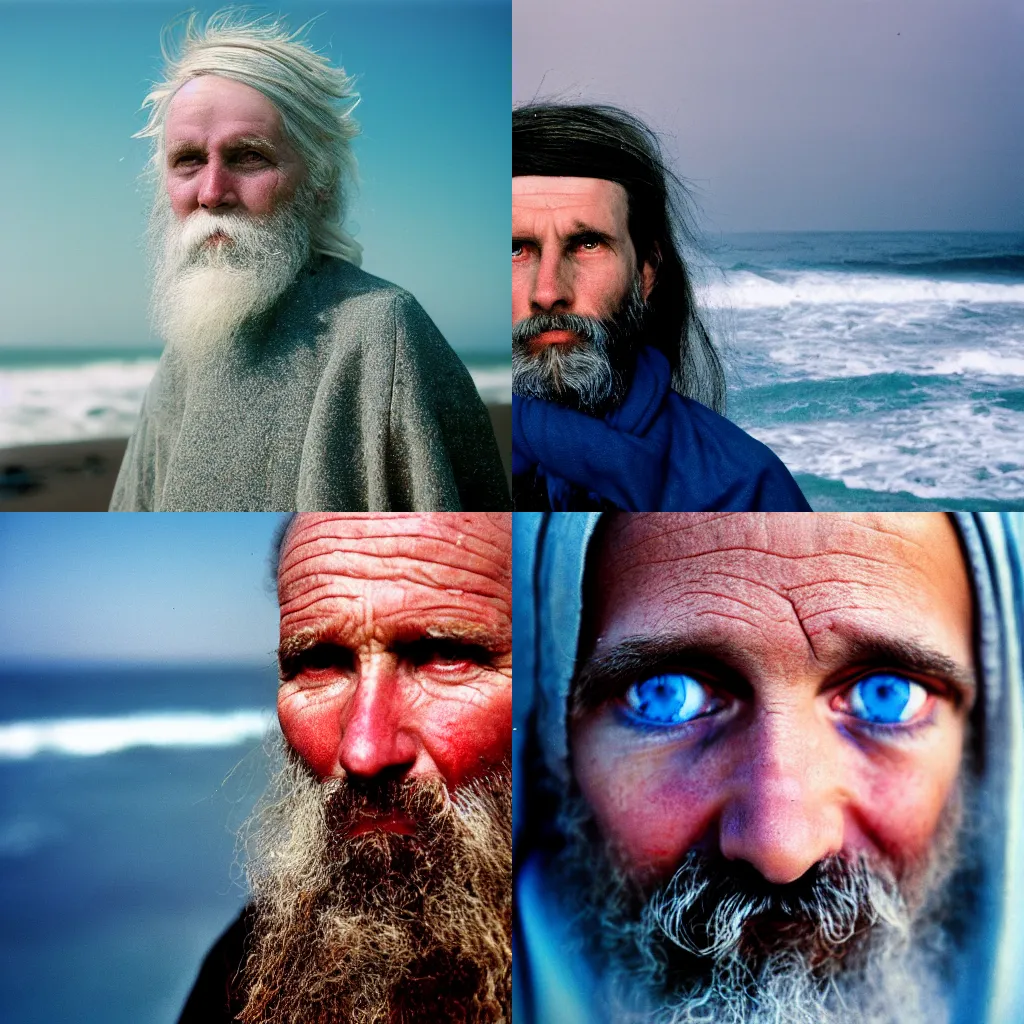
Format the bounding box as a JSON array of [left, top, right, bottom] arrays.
[[795, 254, 1024, 279], [0, 359, 158, 448], [747, 400, 1024, 502], [0, 360, 509, 448], [0, 710, 274, 759], [704, 271, 1024, 309]]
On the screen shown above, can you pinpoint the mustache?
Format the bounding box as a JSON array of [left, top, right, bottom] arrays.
[[323, 772, 449, 840], [645, 851, 908, 972], [512, 311, 611, 348]]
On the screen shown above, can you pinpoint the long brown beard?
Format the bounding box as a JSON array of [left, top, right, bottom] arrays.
[[238, 746, 511, 1023]]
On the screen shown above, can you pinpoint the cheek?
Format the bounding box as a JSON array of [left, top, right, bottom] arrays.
[[512, 268, 530, 321], [574, 729, 714, 878], [277, 690, 343, 778], [165, 178, 195, 218], [238, 170, 290, 215], [419, 687, 513, 789], [858, 755, 962, 867], [577, 260, 633, 318]]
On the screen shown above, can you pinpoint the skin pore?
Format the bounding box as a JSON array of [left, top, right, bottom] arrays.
[[570, 513, 975, 892], [512, 176, 655, 347], [163, 75, 305, 222], [276, 513, 513, 799]]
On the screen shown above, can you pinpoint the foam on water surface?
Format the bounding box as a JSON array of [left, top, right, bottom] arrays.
[[0, 710, 274, 759]]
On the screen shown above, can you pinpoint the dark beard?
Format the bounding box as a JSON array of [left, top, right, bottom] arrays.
[[512, 278, 647, 415], [239, 746, 511, 1024], [549, 789, 965, 1024]]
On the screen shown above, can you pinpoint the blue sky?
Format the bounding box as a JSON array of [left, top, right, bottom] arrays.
[[0, 0, 509, 353], [0, 513, 287, 662], [514, 0, 1024, 233]]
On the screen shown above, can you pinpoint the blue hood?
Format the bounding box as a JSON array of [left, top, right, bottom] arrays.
[[513, 512, 1024, 1024]]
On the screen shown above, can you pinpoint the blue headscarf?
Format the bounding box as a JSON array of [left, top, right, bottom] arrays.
[[513, 512, 1024, 1024]]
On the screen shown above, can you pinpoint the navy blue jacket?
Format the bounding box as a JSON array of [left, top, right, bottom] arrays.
[[513, 347, 811, 512]]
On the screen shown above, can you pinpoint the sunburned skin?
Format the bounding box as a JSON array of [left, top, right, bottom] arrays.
[[276, 513, 513, 801], [570, 512, 975, 891], [163, 75, 305, 220], [512, 176, 655, 343]]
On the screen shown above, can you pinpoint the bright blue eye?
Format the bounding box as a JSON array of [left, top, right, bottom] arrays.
[[848, 674, 927, 724], [624, 674, 712, 725]]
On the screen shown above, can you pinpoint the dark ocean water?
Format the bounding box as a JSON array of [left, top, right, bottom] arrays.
[[0, 664, 278, 1024], [707, 232, 1024, 509]]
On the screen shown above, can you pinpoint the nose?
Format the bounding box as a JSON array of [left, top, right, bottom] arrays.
[[196, 158, 237, 210], [718, 709, 844, 884], [531, 247, 574, 313], [334, 654, 424, 781]]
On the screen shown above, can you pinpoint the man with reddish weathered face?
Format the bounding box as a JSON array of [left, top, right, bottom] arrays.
[[179, 512, 512, 1024], [511, 512, 1024, 1024]]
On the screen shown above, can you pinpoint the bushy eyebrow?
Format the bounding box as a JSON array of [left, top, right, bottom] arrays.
[[277, 620, 510, 678], [166, 135, 277, 162], [513, 222, 619, 248], [571, 633, 977, 718]]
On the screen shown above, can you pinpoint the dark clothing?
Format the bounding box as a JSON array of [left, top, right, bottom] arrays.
[[512, 346, 811, 512], [178, 909, 251, 1024]]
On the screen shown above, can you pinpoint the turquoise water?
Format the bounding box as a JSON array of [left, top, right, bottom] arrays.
[[712, 232, 1024, 510]]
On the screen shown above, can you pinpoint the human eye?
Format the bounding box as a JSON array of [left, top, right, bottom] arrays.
[[622, 673, 721, 726], [402, 638, 492, 675], [574, 233, 604, 252], [840, 673, 930, 725], [237, 149, 269, 165], [512, 240, 528, 260], [280, 642, 353, 681]]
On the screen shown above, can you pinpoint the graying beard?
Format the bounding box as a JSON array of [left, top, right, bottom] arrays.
[[512, 279, 646, 413], [549, 787, 965, 1024]]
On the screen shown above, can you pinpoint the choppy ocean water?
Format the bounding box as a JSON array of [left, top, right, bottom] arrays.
[[705, 232, 1024, 510], [0, 664, 277, 1024]]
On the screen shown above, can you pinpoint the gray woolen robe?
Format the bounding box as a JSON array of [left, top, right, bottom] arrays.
[[109, 256, 510, 511]]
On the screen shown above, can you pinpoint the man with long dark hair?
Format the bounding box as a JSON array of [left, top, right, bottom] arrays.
[[512, 104, 810, 511]]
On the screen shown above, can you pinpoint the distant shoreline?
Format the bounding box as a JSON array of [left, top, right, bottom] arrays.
[[0, 401, 511, 511]]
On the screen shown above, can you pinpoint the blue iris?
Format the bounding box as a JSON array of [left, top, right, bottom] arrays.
[[624, 674, 709, 725], [848, 674, 926, 724]]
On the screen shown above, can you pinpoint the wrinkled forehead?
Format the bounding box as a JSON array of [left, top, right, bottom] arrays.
[[512, 176, 629, 234], [585, 512, 974, 666], [278, 512, 512, 608]]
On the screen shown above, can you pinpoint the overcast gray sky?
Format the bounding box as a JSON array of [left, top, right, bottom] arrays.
[[513, 0, 1024, 232]]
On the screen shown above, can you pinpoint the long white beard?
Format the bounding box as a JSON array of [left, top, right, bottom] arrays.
[[149, 190, 314, 356]]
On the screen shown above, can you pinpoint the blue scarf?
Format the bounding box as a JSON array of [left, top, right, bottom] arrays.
[[513, 346, 810, 511]]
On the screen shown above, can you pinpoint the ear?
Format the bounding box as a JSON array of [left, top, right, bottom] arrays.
[[640, 243, 660, 301]]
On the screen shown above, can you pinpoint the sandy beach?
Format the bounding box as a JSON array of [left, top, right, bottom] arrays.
[[0, 403, 511, 511]]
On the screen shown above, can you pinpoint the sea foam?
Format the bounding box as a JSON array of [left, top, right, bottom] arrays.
[[0, 710, 274, 759]]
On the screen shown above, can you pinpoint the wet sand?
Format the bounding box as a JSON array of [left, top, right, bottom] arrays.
[[0, 403, 512, 511]]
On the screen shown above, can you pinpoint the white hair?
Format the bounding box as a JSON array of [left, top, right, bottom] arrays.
[[136, 9, 362, 266]]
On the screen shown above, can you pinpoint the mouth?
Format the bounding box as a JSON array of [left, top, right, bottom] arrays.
[[203, 231, 232, 247], [346, 810, 417, 838], [529, 329, 580, 347]]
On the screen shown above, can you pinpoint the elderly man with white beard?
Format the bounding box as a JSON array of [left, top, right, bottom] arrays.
[[178, 512, 512, 1023], [110, 12, 509, 512], [512, 512, 1024, 1024]]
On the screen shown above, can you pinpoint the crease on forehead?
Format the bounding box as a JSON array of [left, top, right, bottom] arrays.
[[278, 513, 512, 608], [588, 512, 972, 671]]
